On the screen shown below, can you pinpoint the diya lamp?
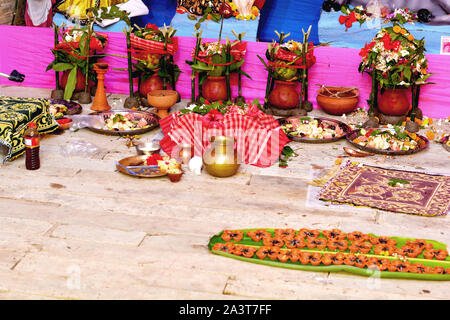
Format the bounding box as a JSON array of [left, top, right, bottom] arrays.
[[91, 63, 111, 111]]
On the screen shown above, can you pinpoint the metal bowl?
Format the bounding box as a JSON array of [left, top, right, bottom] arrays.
[[135, 141, 161, 155], [87, 110, 159, 136]]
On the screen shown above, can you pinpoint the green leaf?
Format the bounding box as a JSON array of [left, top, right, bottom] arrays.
[[63, 66, 78, 100], [187, 15, 198, 21], [388, 178, 410, 187], [208, 228, 450, 281], [52, 63, 74, 72]]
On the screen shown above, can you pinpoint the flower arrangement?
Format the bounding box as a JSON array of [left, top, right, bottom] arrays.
[[186, 26, 248, 103], [339, 5, 419, 31], [47, 25, 108, 100], [270, 40, 316, 81], [358, 24, 432, 88], [131, 24, 181, 92], [179, 1, 260, 23]]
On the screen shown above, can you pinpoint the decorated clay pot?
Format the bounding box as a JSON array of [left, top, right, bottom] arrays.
[[139, 73, 164, 97], [61, 69, 88, 92], [147, 90, 178, 119], [378, 88, 411, 116], [268, 80, 299, 109], [202, 76, 227, 102], [316, 86, 359, 115]]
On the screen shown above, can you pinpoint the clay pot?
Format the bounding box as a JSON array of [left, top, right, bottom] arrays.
[[316, 86, 359, 115], [202, 76, 227, 102], [203, 136, 241, 178], [147, 90, 178, 119], [378, 88, 411, 116], [60, 69, 95, 93], [268, 80, 299, 109], [139, 73, 164, 97], [168, 171, 183, 183]]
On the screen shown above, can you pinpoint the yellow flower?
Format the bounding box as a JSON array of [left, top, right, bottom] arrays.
[[393, 25, 402, 33], [400, 28, 407, 35], [355, 13, 361, 20]]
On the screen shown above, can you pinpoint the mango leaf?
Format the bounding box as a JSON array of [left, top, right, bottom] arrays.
[[209, 228, 450, 281], [52, 63, 74, 72], [64, 66, 78, 100]]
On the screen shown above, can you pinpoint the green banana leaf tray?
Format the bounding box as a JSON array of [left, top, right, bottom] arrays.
[[208, 228, 450, 281]]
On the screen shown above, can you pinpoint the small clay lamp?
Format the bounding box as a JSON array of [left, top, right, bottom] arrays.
[[91, 63, 111, 111], [147, 90, 178, 119]]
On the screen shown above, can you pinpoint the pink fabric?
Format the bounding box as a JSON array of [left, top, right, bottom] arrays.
[[159, 108, 291, 167], [0, 25, 449, 118]]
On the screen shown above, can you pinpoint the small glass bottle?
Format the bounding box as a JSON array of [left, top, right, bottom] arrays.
[[24, 122, 40, 170]]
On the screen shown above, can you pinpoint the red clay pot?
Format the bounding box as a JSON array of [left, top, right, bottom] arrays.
[[139, 73, 165, 97], [61, 69, 89, 92], [268, 80, 300, 109], [378, 88, 411, 116], [202, 76, 227, 102]]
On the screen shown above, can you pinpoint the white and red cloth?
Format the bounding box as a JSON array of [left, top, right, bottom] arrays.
[[25, 0, 55, 27], [159, 105, 290, 168]]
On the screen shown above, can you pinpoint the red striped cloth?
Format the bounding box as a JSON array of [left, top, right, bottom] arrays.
[[159, 108, 290, 168], [130, 35, 178, 56]]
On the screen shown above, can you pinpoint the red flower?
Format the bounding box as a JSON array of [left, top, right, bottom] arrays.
[[339, 11, 357, 31], [202, 109, 224, 128], [146, 153, 163, 166], [145, 23, 159, 31], [359, 41, 375, 58], [204, 99, 211, 105], [381, 33, 401, 52]]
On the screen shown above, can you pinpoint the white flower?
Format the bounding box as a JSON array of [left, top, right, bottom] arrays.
[[400, 49, 409, 57]]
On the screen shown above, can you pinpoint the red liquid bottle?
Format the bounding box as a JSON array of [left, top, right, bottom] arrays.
[[24, 122, 40, 170]]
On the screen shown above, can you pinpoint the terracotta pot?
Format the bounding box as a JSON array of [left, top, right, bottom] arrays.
[[316, 86, 359, 115], [91, 63, 111, 111], [202, 76, 227, 102], [147, 90, 178, 119], [268, 80, 299, 109], [168, 172, 183, 183], [378, 88, 411, 116], [139, 73, 164, 97], [60, 69, 89, 92]]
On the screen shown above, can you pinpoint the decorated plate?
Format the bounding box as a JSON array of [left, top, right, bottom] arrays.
[[87, 110, 159, 136], [346, 128, 429, 155], [49, 99, 82, 119], [278, 116, 350, 143], [440, 135, 450, 153], [116, 155, 167, 178]]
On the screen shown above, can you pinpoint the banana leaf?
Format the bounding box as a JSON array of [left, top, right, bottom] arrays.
[[208, 228, 450, 281]]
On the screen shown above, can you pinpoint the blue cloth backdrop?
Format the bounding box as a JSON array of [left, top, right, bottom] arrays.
[[257, 0, 323, 44]]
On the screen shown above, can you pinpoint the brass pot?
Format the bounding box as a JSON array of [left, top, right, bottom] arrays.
[[203, 136, 241, 178]]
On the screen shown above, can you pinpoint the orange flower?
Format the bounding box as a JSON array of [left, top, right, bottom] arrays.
[[426, 130, 435, 140], [407, 34, 414, 41], [393, 25, 402, 33], [400, 29, 407, 35]]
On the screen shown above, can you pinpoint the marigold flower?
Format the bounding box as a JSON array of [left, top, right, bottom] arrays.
[[393, 25, 402, 33]]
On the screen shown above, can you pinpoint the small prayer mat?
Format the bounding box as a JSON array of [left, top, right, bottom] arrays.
[[0, 96, 58, 162], [318, 161, 450, 217]]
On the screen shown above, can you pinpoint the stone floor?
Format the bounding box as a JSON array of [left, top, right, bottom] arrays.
[[0, 85, 449, 300]]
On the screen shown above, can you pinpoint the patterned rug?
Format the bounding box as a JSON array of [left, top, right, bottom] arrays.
[[318, 161, 450, 217], [0, 96, 58, 162]]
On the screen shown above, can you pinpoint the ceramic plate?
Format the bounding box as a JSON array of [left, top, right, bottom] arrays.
[[116, 155, 167, 178], [87, 110, 159, 136], [346, 129, 429, 155], [440, 135, 450, 153], [49, 99, 82, 119], [278, 116, 350, 144]]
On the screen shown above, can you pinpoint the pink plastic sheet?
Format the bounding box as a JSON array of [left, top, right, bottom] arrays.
[[0, 25, 449, 118]]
